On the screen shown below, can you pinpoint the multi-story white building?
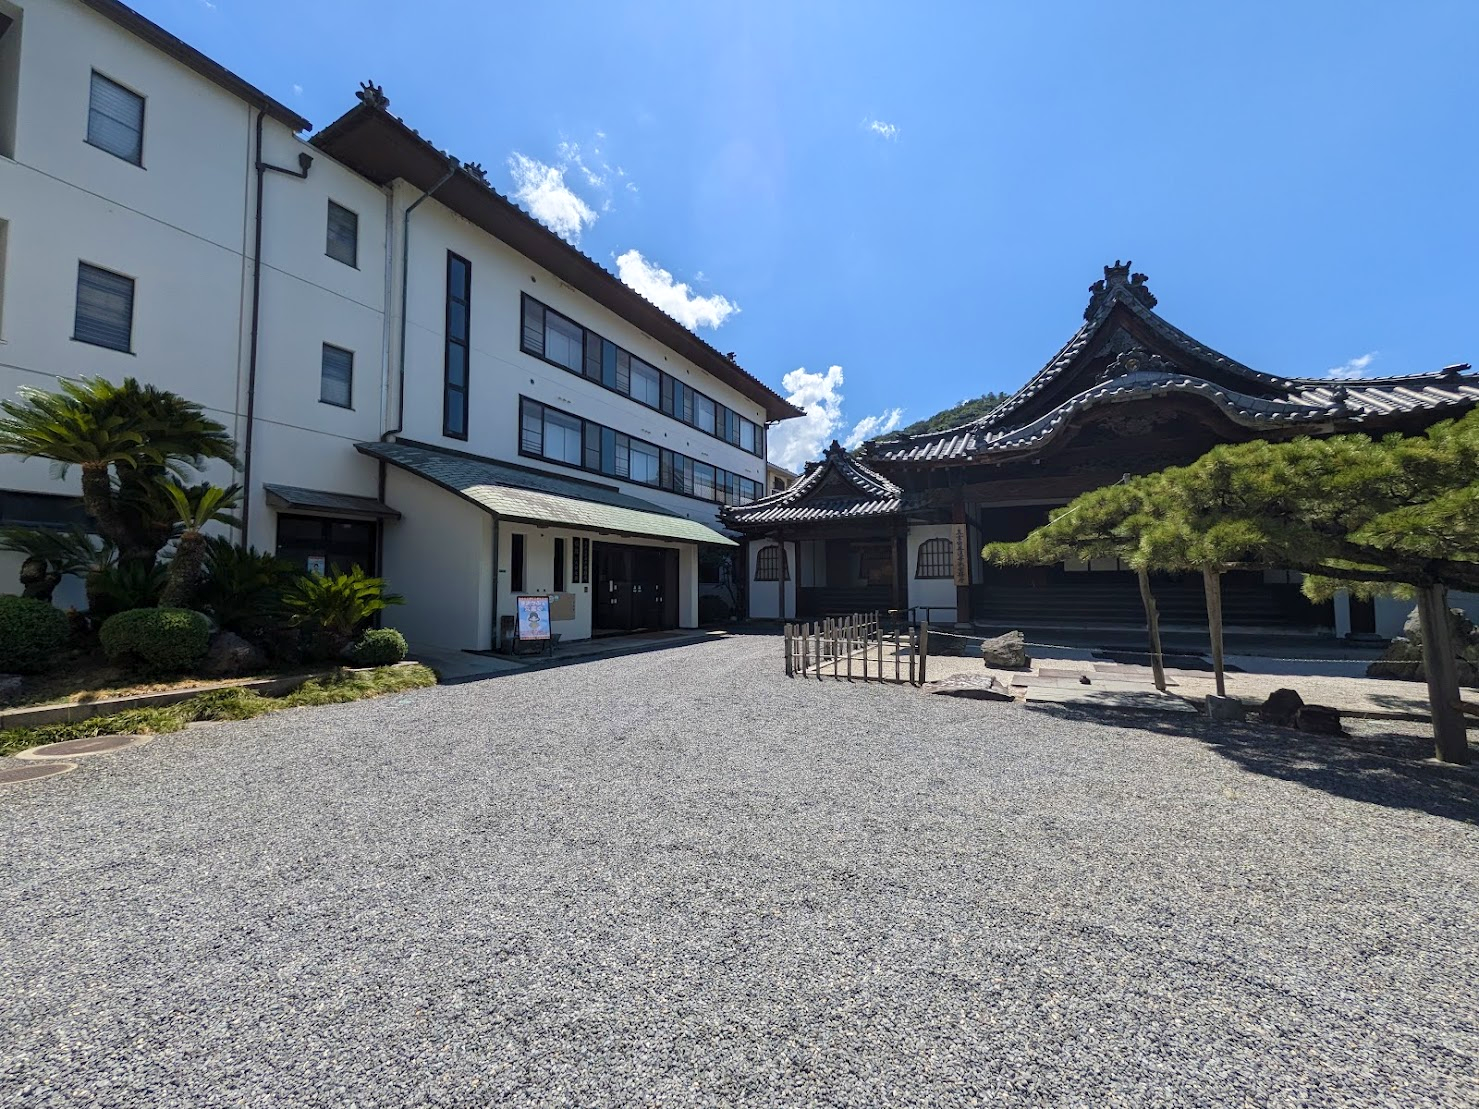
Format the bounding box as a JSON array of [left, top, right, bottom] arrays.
[[0, 0, 800, 649]]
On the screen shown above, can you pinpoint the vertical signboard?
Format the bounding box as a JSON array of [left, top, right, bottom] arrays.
[[952, 523, 970, 587]]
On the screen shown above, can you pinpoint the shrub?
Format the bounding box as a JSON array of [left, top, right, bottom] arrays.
[[348, 627, 408, 667], [285, 566, 403, 659], [88, 560, 166, 620], [0, 594, 71, 673], [98, 606, 211, 674], [195, 537, 295, 639], [697, 594, 733, 625]]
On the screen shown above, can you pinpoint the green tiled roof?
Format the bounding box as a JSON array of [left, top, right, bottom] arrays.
[[357, 440, 736, 547]]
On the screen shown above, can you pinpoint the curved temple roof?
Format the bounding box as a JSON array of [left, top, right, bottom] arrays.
[[724, 441, 905, 528]]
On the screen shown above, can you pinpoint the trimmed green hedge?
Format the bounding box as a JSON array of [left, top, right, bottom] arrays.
[[348, 627, 408, 667], [0, 595, 70, 673], [99, 607, 211, 674]]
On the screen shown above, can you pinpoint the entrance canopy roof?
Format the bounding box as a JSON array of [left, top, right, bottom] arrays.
[[357, 440, 736, 547], [264, 483, 401, 520]]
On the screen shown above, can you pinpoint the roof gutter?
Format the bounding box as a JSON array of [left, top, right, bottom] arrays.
[[383, 158, 459, 441]]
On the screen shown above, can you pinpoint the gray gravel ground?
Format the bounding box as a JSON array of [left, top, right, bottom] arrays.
[[2, 631, 1477, 1107]]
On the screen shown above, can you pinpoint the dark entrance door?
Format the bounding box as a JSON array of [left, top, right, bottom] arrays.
[[593, 542, 678, 632]]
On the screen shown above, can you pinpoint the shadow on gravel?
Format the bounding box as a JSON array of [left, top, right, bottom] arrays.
[[1027, 704, 1479, 824]]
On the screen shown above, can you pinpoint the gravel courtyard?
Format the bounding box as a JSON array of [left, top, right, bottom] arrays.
[[3, 632, 1477, 1107]]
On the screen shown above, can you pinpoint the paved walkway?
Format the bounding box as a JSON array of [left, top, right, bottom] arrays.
[[2, 633, 1475, 1106]]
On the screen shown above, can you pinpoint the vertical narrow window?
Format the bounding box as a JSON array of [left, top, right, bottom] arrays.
[[554, 538, 566, 591], [695, 394, 716, 435], [510, 533, 525, 591], [544, 310, 583, 371], [740, 419, 756, 454], [86, 71, 144, 165], [0, 219, 8, 339], [520, 294, 545, 357], [444, 252, 471, 440], [319, 343, 353, 408], [0, 11, 18, 160], [325, 201, 358, 267], [73, 262, 134, 352], [520, 398, 544, 455]]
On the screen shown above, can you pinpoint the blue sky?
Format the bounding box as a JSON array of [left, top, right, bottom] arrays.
[[144, 0, 1478, 468]]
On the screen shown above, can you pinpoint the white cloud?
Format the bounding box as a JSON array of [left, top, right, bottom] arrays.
[[767, 365, 904, 471], [507, 153, 597, 243], [615, 250, 739, 330], [291, 83, 303, 96], [1326, 351, 1377, 380], [864, 118, 899, 140]]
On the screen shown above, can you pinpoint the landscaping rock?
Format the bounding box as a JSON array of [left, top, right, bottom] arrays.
[[201, 631, 267, 677], [1365, 638, 1424, 682], [1259, 688, 1304, 727], [926, 673, 1014, 701], [1368, 606, 1479, 686], [0, 673, 23, 702], [1296, 704, 1346, 737], [979, 630, 1030, 670], [1205, 694, 1247, 722]]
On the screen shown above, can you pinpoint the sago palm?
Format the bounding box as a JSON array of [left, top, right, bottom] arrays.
[[159, 482, 242, 609]]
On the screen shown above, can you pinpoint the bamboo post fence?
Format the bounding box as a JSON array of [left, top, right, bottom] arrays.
[[782, 613, 931, 686]]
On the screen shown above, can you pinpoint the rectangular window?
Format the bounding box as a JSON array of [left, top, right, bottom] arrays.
[[521, 295, 545, 357], [319, 343, 353, 408], [0, 490, 88, 530], [695, 394, 716, 435], [740, 419, 756, 454], [628, 439, 660, 485], [87, 71, 144, 165], [630, 357, 660, 408], [73, 262, 134, 352], [545, 409, 583, 464], [693, 462, 716, 502], [326, 201, 358, 267], [520, 398, 544, 455], [554, 537, 565, 591], [444, 252, 471, 439], [510, 532, 525, 591], [544, 310, 584, 371], [0, 219, 8, 340]]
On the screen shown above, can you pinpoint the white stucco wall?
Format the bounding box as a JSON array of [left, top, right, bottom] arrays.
[[907, 524, 958, 622], [747, 540, 796, 620]]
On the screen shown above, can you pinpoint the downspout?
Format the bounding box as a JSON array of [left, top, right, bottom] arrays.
[[242, 108, 312, 544], [382, 157, 459, 442]]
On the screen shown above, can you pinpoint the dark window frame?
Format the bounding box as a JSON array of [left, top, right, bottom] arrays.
[[554, 537, 566, 592], [443, 251, 472, 440], [915, 537, 954, 579], [516, 396, 762, 507], [319, 342, 354, 409], [510, 532, 526, 591], [73, 261, 135, 353], [517, 293, 765, 458], [0, 490, 89, 530], [755, 544, 789, 582], [86, 69, 145, 166], [325, 200, 359, 267]]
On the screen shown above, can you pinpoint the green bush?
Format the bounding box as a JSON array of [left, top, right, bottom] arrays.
[[285, 566, 402, 659], [98, 606, 211, 674], [88, 560, 166, 620], [348, 627, 408, 666], [0, 594, 71, 673]]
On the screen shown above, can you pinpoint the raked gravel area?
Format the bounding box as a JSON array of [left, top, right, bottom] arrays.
[[2, 632, 1477, 1107]]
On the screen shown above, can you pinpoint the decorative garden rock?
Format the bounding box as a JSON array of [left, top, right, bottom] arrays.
[[1365, 606, 1479, 686], [201, 631, 267, 677], [1258, 688, 1304, 727], [0, 673, 23, 702], [980, 630, 1030, 670], [927, 673, 1014, 701], [1295, 704, 1346, 737]]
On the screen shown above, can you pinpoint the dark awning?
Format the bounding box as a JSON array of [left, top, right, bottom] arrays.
[[263, 484, 401, 520]]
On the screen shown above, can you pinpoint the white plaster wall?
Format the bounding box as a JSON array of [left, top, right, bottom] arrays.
[[380, 467, 493, 650], [907, 524, 957, 622], [748, 540, 795, 620], [390, 187, 767, 534]]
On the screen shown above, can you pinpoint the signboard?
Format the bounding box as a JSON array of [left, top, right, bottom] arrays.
[[306, 555, 326, 576], [951, 523, 970, 587], [515, 595, 552, 641]]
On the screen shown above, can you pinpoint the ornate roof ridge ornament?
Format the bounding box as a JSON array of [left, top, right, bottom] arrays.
[[356, 80, 389, 110], [1100, 348, 1172, 382], [463, 162, 488, 184], [1085, 259, 1157, 321]]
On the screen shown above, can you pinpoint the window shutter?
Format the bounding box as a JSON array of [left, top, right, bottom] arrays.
[[73, 263, 134, 351], [326, 202, 358, 266], [320, 344, 353, 407], [88, 72, 144, 163]]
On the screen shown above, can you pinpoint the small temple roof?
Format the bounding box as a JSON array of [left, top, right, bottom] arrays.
[[723, 441, 905, 529]]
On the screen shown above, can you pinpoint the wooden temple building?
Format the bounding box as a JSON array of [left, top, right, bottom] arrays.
[[723, 263, 1479, 636]]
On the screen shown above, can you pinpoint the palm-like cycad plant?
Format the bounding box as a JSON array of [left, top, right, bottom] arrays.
[[159, 481, 242, 608], [0, 525, 111, 603], [284, 566, 403, 658]]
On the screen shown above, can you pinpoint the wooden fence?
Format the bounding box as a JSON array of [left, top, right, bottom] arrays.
[[784, 612, 930, 685]]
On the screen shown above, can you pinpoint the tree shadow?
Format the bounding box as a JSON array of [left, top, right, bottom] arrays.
[[1025, 703, 1479, 824]]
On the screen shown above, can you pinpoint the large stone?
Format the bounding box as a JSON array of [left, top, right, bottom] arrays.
[[1365, 638, 1424, 682], [927, 673, 1014, 701], [1296, 704, 1346, 737], [0, 673, 23, 703], [1258, 688, 1304, 728], [201, 631, 267, 677], [1205, 694, 1246, 722], [979, 630, 1030, 670]]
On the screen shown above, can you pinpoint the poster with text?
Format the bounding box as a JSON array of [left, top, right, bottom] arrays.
[[516, 595, 552, 640]]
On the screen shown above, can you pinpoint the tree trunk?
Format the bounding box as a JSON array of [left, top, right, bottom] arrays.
[[1417, 583, 1470, 765], [1137, 568, 1167, 691], [1202, 566, 1226, 698], [79, 461, 130, 554], [160, 530, 205, 609]]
